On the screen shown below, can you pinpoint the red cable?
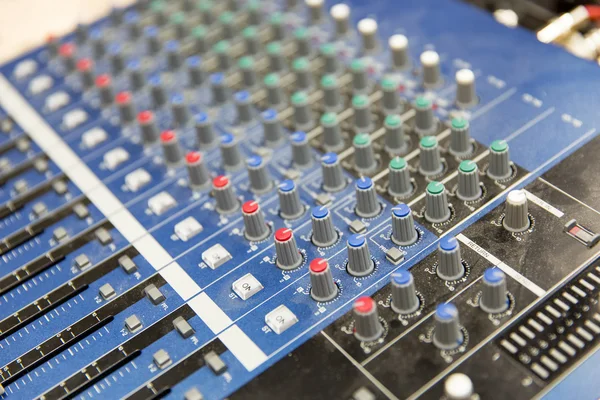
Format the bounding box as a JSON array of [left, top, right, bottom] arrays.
[[585, 5, 600, 20]]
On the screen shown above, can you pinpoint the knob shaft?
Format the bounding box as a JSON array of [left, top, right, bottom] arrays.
[[433, 303, 464, 350], [355, 177, 381, 218], [488, 140, 512, 180], [480, 268, 509, 313], [310, 258, 338, 302], [274, 228, 303, 270], [321, 153, 346, 192], [503, 190, 530, 232], [425, 181, 451, 223], [247, 156, 272, 194], [186, 152, 210, 189], [213, 176, 239, 214], [391, 270, 419, 314], [391, 204, 418, 246], [353, 296, 383, 342], [311, 206, 337, 247], [278, 180, 304, 220], [437, 236, 464, 281], [242, 200, 270, 241], [457, 160, 482, 201], [347, 234, 374, 277]]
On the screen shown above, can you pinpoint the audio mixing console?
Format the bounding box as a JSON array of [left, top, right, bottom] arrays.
[[0, 0, 599, 399]]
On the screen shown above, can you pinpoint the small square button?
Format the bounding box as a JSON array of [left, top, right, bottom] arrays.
[[144, 284, 165, 305], [99, 283, 116, 300], [119, 255, 137, 274], [232, 273, 264, 300], [125, 314, 142, 333], [173, 316, 195, 339], [153, 349, 172, 369], [202, 244, 232, 270], [265, 305, 298, 334], [386, 247, 404, 265], [349, 220, 367, 234]]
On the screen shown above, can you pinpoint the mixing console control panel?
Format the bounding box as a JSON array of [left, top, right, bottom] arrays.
[[0, 0, 599, 399]]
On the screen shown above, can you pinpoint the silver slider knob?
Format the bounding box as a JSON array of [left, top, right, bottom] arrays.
[[278, 180, 304, 220], [433, 303, 464, 350], [274, 228, 303, 270], [347, 234, 374, 277], [353, 296, 383, 341], [213, 175, 239, 214], [503, 190, 530, 232], [186, 152, 210, 189], [437, 236, 464, 281], [457, 160, 482, 201], [355, 177, 381, 218], [391, 203, 418, 246], [242, 200, 270, 241], [160, 131, 183, 167], [391, 270, 419, 314], [480, 268, 509, 313], [310, 258, 338, 302], [311, 206, 338, 247]]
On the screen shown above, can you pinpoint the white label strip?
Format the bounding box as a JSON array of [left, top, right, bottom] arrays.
[[456, 234, 546, 297], [161, 263, 201, 301], [188, 292, 234, 334], [524, 190, 564, 218], [218, 325, 268, 371]]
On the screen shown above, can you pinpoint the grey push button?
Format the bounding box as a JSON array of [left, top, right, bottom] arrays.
[[95, 227, 113, 245], [184, 387, 204, 400], [74, 254, 91, 270], [204, 351, 227, 374], [119, 255, 137, 274], [73, 203, 89, 219], [173, 316, 195, 338], [153, 349, 172, 369], [386, 247, 404, 265], [33, 202, 48, 217], [125, 314, 142, 332], [349, 220, 367, 234], [99, 283, 116, 300], [144, 284, 165, 305], [53, 227, 69, 242]]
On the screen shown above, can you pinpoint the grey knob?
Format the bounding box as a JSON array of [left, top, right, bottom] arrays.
[[267, 42, 286, 72], [138, 111, 159, 145], [274, 228, 303, 270], [242, 200, 270, 241], [425, 181, 451, 223], [444, 373, 475, 400], [381, 78, 402, 114], [353, 133, 376, 174], [214, 40, 232, 71], [437, 236, 464, 281], [457, 160, 482, 201], [384, 114, 406, 154], [353, 296, 383, 341], [172, 12, 188, 39], [264, 74, 285, 109], [116, 92, 136, 124], [321, 75, 342, 111], [292, 92, 313, 131], [149, 74, 166, 107], [358, 18, 379, 52], [213, 176, 239, 214], [75, 23, 88, 43], [262, 109, 284, 147], [310, 258, 338, 302], [210, 73, 228, 105], [243, 26, 260, 55], [321, 153, 346, 192], [391, 203, 418, 246], [193, 26, 209, 53], [239, 56, 257, 88], [293, 58, 313, 90], [108, 43, 125, 75], [220, 133, 243, 171], [433, 303, 464, 350], [187, 56, 205, 86], [388, 157, 412, 197], [77, 58, 95, 89], [60, 44, 76, 71], [449, 117, 472, 156], [126, 12, 142, 39], [488, 140, 511, 180], [198, 2, 213, 24], [96, 74, 114, 106], [306, 0, 324, 24], [294, 27, 311, 56], [127, 59, 145, 91], [456, 69, 477, 108], [278, 180, 304, 220], [91, 29, 106, 58], [291, 132, 313, 168], [389, 34, 410, 70], [234, 91, 253, 124], [160, 131, 183, 167], [165, 40, 182, 70], [311, 206, 337, 247], [321, 112, 344, 152], [355, 177, 381, 218], [170, 94, 189, 127], [330, 3, 350, 37], [247, 156, 273, 194], [195, 113, 217, 149], [320, 44, 339, 74], [414, 97, 436, 136], [351, 59, 369, 93], [219, 12, 235, 39], [186, 152, 210, 189], [503, 190, 530, 232], [269, 15, 286, 41], [420, 50, 441, 88], [144, 26, 161, 54], [391, 270, 419, 314], [419, 136, 443, 176], [352, 95, 372, 132], [347, 234, 374, 276], [480, 268, 509, 314]]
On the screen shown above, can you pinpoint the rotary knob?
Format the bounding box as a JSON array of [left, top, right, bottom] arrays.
[[213, 176, 239, 214], [420, 50, 441, 87], [388, 157, 412, 197], [291, 131, 312, 168], [291, 92, 313, 131], [381, 78, 402, 114], [355, 177, 381, 218], [309, 258, 338, 302], [433, 303, 463, 350], [170, 93, 189, 127], [186, 152, 210, 189], [425, 181, 451, 223], [246, 155, 273, 194], [321, 75, 342, 111], [480, 268, 509, 314], [138, 111, 159, 145], [321, 153, 346, 192], [384, 114, 406, 154], [160, 131, 183, 167], [389, 34, 410, 70], [352, 95, 372, 132], [390, 270, 419, 314], [116, 92, 136, 124], [414, 97, 436, 136], [391, 203, 418, 246], [457, 160, 482, 201], [347, 234, 374, 277], [330, 4, 350, 37], [455, 69, 477, 108], [274, 228, 303, 270], [220, 133, 243, 171], [353, 133, 377, 174], [449, 117, 472, 156], [321, 112, 344, 152], [444, 373, 475, 400], [262, 109, 284, 147], [488, 140, 512, 180], [419, 136, 443, 176], [195, 112, 217, 149], [353, 296, 383, 342], [503, 190, 530, 232], [278, 180, 304, 220], [437, 236, 464, 281], [311, 206, 338, 247], [242, 200, 270, 241], [358, 18, 379, 52], [234, 91, 253, 124]]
